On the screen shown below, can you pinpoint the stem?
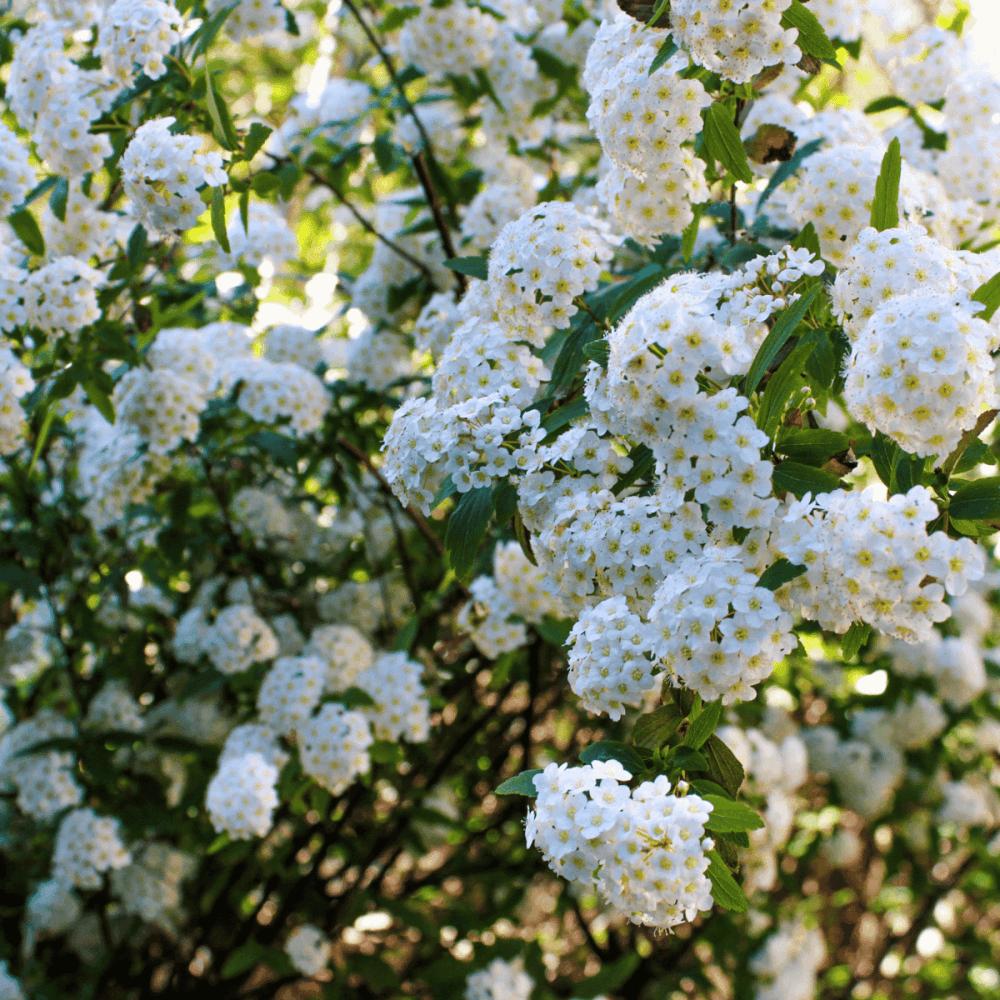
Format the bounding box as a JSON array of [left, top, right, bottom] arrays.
[[573, 296, 610, 332], [411, 150, 467, 296], [938, 408, 998, 479], [729, 98, 746, 247]]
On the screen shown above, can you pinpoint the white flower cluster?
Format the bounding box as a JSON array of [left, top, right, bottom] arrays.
[[233, 357, 330, 434], [306, 623, 374, 688], [24, 257, 104, 340], [0, 122, 35, 218], [7, 22, 112, 177], [776, 486, 984, 642], [671, 0, 801, 84], [41, 183, 129, 260], [285, 924, 331, 976], [204, 604, 280, 674], [263, 324, 325, 371], [24, 879, 81, 957], [843, 291, 998, 459], [459, 542, 565, 657], [750, 918, 826, 1000], [256, 654, 327, 735], [585, 16, 711, 242], [121, 117, 227, 235], [527, 760, 715, 929], [109, 842, 197, 932], [84, 680, 145, 733], [219, 203, 299, 273], [465, 958, 534, 1000], [0, 710, 83, 821], [887, 632, 987, 710], [52, 808, 131, 889], [0, 343, 34, 455], [300, 702, 374, 794], [206, 749, 281, 839], [355, 651, 431, 742], [887, 26, 961, 106], [96, 0, 185, 85], [398, 3, 498, 76], [115, 367, 208, 454], [488, 201, 616, 335]]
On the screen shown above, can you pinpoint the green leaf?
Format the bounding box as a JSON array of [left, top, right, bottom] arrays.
[[631, 704, 683, 748], [220, 941, 268, 979], [780, 0, 837, 60], [573, 954, 641, 999], [337, 686, 377, 709], [756, 340, 815, 440], [495, 769, 543, 796], [772, 460, 842, 499], [370, 740, 404, 765], [211, 186, 230, 254], [16, 176, 59, 211], [443, 255, 488, 280], [8, 209, 45, 256], [541, 394, 589, 435], [49, 176, 69, 223], [192, 0, 238, 57], [869, 431, 897, 488], [757, 137, 823, 211], [248, 430, 296, 467], [702, 101, 754, 184], [582, 337, 610, 368], [244, 122, 273, 160], [702, 734, 745, 797], [535, 615, 574, 647], [648, 34, 679, 75], [758, 557, 807, 591], [704, 795, 765, 833], [864, 95, 910, 114], [612, 443, 654, 497], [531, 47, 577, 86], [689, 779, 732, 800], [706, 850, 750, 912], [0, 563, 42, 597], [684, 699, 723, 749], [954, 440, 998, 475], [841, 621, 871, 660], [82, 380, 115, 424], [682, 203, 703, 262], [744, 285, 819, 396], [774, 427, 852, 465], [29, 403, 56, 473], [251, 172, 282, 195], [373, 132, 399, 173], [791, 220, 822, 260], [972, 270, 1000, 323], [239, 188, 250, 234], [870, 137, 902, 232], [380, 5, 420, 31], [579, 740, 645, 776], [665, 745, 708, 772], [126, 224, 148, 272], [445, 486, 494, 579], [204, 68, 239, 151], [949, 476, 1000, 521]]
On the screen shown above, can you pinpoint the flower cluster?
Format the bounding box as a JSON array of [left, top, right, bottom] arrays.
[[527, 760, 715, 929]]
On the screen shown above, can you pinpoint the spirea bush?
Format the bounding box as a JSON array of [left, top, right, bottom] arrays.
[[1, 0, 1000, 998]]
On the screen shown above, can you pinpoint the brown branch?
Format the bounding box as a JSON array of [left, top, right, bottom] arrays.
[[335, 437, 446, 559], [411, 150, 467, 295]]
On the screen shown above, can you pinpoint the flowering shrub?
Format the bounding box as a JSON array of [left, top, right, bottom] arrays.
[[0, 0, 998, 998]]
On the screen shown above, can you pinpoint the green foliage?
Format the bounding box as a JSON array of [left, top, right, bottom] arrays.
[[495, 769, 544, 796], [702, 101, 754, 184], [870, 137, 902, 231]]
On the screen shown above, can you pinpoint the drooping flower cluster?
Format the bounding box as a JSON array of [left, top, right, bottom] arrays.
[[96, 0, 186, 85], [120, 117, 227, 235], [51, 808, 131, 889], [526, 760, 715, 929]]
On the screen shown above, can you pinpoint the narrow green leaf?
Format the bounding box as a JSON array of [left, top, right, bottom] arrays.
[[682, 204, 703, 262], [758, 557, 807, 591], [702, 735, 745, 797], [380, 4, 420, 31], [684, 699, 723, 749], [211, 186, 231, 254], [780, 0, 837, 59], [443, 255, 488, 280], [238, 188, 250, 234], [631, 704, 683, 749], [205, 68, 239, 151], [774, 427, 852, 465], [772, 460, 842, 499], [706, 850, 750, 912], [495, 769, 543, 796], [579, 740, 645, 776], [648, 34, 679, 75], [841, 620, 871, 660], [49, 177, 69, 223], [8, 209, 45, 256], [791, 221, 822, 260], [756, 340, 815, 440], [666, 745, 708, 772], [704, 795, 765, 833], [445, 486, 494, 579], [244, 122, 273, 161], [702, 101, 754, 184], [126, 224, 148, 271], [949, 475, 1000, 521], [582, 338, 610, 368], [29, 404, 56, 473], [864, 95, 910, 114], [744, 286, 819, 395], [82, 381, 115, 424], [689, 779, 732, 800], [972, 270, 1000, 322], [611, 443, 654, 497], [870, 137, 902, 232], [573, 954, 641, 999], [535, 614, 573, 647]]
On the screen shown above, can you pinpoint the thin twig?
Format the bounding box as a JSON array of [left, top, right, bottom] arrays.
[[335, 437, 446, 558], [411, 150, 467, 295]]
